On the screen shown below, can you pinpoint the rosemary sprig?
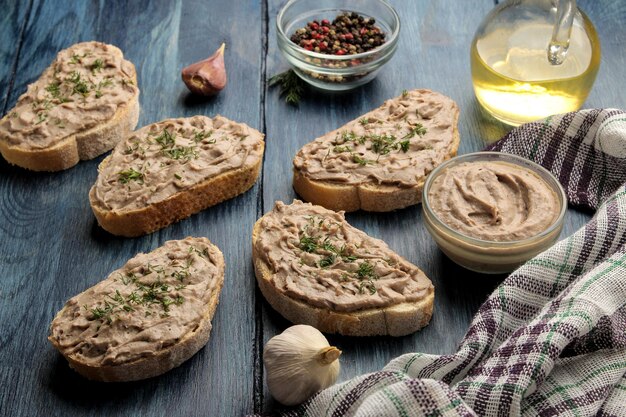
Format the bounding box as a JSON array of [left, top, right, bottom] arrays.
[[268, 69, 304, 106]]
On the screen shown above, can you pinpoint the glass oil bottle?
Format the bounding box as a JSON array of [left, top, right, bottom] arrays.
[[471, 0, 601, 126]]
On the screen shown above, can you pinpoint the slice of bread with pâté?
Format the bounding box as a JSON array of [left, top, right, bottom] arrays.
[[48, 237, 224, 382], [89, 115, 265, 237], [0, 41, 139, 171], [293, 89, 459, 212], [253, 200, 434, 336]]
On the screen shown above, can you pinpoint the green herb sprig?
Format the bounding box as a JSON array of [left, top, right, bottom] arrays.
[[268, 69, 304, 106], [402, 123, 427, 139], [351, 153, 374, 166], [356, 261, 378, 294], [154, 129, 199, 162], [85, 253, 197, 324], [66, 71, 90, 97], [118, 168, 144, 184], [296, 219, 380, 294], [91, 59, 104, 73]]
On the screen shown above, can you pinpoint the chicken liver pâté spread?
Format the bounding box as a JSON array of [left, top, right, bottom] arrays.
[[427, 161, 561, 241], [293, 89, 458, 187], [0, 41, 138, 150], [90, 115, 264, 212], [48, 238, 223, 367], [255, 200, 433, 312]]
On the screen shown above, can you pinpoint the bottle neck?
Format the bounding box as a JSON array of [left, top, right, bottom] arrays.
[[547, 0, 576, 65]]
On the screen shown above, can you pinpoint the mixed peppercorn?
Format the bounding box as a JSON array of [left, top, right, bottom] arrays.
[[290, 12, 386, 55]]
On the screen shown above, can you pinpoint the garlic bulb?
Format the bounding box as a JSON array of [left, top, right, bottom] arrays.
[[263, 325, 341, 406]]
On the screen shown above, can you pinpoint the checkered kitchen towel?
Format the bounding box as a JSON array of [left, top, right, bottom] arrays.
[[266, 109, 626, 417]]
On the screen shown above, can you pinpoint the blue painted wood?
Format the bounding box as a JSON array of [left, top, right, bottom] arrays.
[[0, 1, 264, 416], [0, 0, 625, 416], [0, 0, 32, 114], [260, 0, 626, 411]]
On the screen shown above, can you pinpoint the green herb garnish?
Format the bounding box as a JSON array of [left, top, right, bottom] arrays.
[[193, 130, 213, 143], [45, 82, 61, 99], [268, 69, 304, 106], [318, 254, 336, 268], [163, 146, 198, 161], [351, 153, 373, 166], [356, 261, 376, 279], [402, 123, 427, 139], [91, 58, 104, 72], [89, 302, 116, 324], [370, 134, 398, 155], [35, 112, 47, 124], [333, 145, 352, 153], [155, 129, 176, 148], [95, 77, 113, 98], [118, 168, 144, 184], [342, 254, 357, 262], [321, 240, 337, 253], [299, 235, 319, 253], [67, 71, 90, 97], [170, 259, 192, 282], [356, 261, 378, 294], [338, 131, 359, 144]]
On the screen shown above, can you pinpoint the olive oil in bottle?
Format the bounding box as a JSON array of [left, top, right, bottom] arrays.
[[471, 8, 600, 126]]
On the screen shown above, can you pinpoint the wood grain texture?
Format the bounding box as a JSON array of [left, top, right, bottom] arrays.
[[260, 0, 626, 412], [0, 0, 32, 115], [261, 0, 504, 410], [0, 0, 263, 416], [0, 0, 625, 416]]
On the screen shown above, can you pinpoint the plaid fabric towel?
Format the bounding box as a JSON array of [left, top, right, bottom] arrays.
[[264, 109, 626, 417]]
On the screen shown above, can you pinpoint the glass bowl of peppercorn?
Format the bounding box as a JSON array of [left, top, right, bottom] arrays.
[[276, 0, 400, 91]]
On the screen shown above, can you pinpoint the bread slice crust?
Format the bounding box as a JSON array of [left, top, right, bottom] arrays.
[[48, 238, 224, 382], [0, 43, 140, 172], [252, 216, 434, 337], [293, 89, 460, 212]]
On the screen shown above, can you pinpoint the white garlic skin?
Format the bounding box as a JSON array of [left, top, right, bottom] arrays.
[[263, 325, 341, 406]]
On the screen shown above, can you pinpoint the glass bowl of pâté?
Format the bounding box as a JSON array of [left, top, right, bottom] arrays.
[[422, 152, 567, 274], [276, 0, 400, 91]]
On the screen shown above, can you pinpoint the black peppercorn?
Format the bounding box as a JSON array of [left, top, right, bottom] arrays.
[[289, 12, 386, 55]]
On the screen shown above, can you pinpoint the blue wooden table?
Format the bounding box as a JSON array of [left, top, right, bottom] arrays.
[[1, 1, 624, 416]]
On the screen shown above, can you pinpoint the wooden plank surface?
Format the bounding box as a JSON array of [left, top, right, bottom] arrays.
[[261, 0, 508, 410], [0, 1, 32, 115], [0, 0, 625, 416], [0, 1, 264, 416]]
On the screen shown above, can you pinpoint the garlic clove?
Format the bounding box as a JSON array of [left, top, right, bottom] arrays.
[[263, 325, 341, 406], [181, 43, 227, 96]]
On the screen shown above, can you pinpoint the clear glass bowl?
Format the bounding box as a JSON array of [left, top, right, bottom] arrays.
[[276, 0, 400, 91], [422, 152, 567, 274]]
